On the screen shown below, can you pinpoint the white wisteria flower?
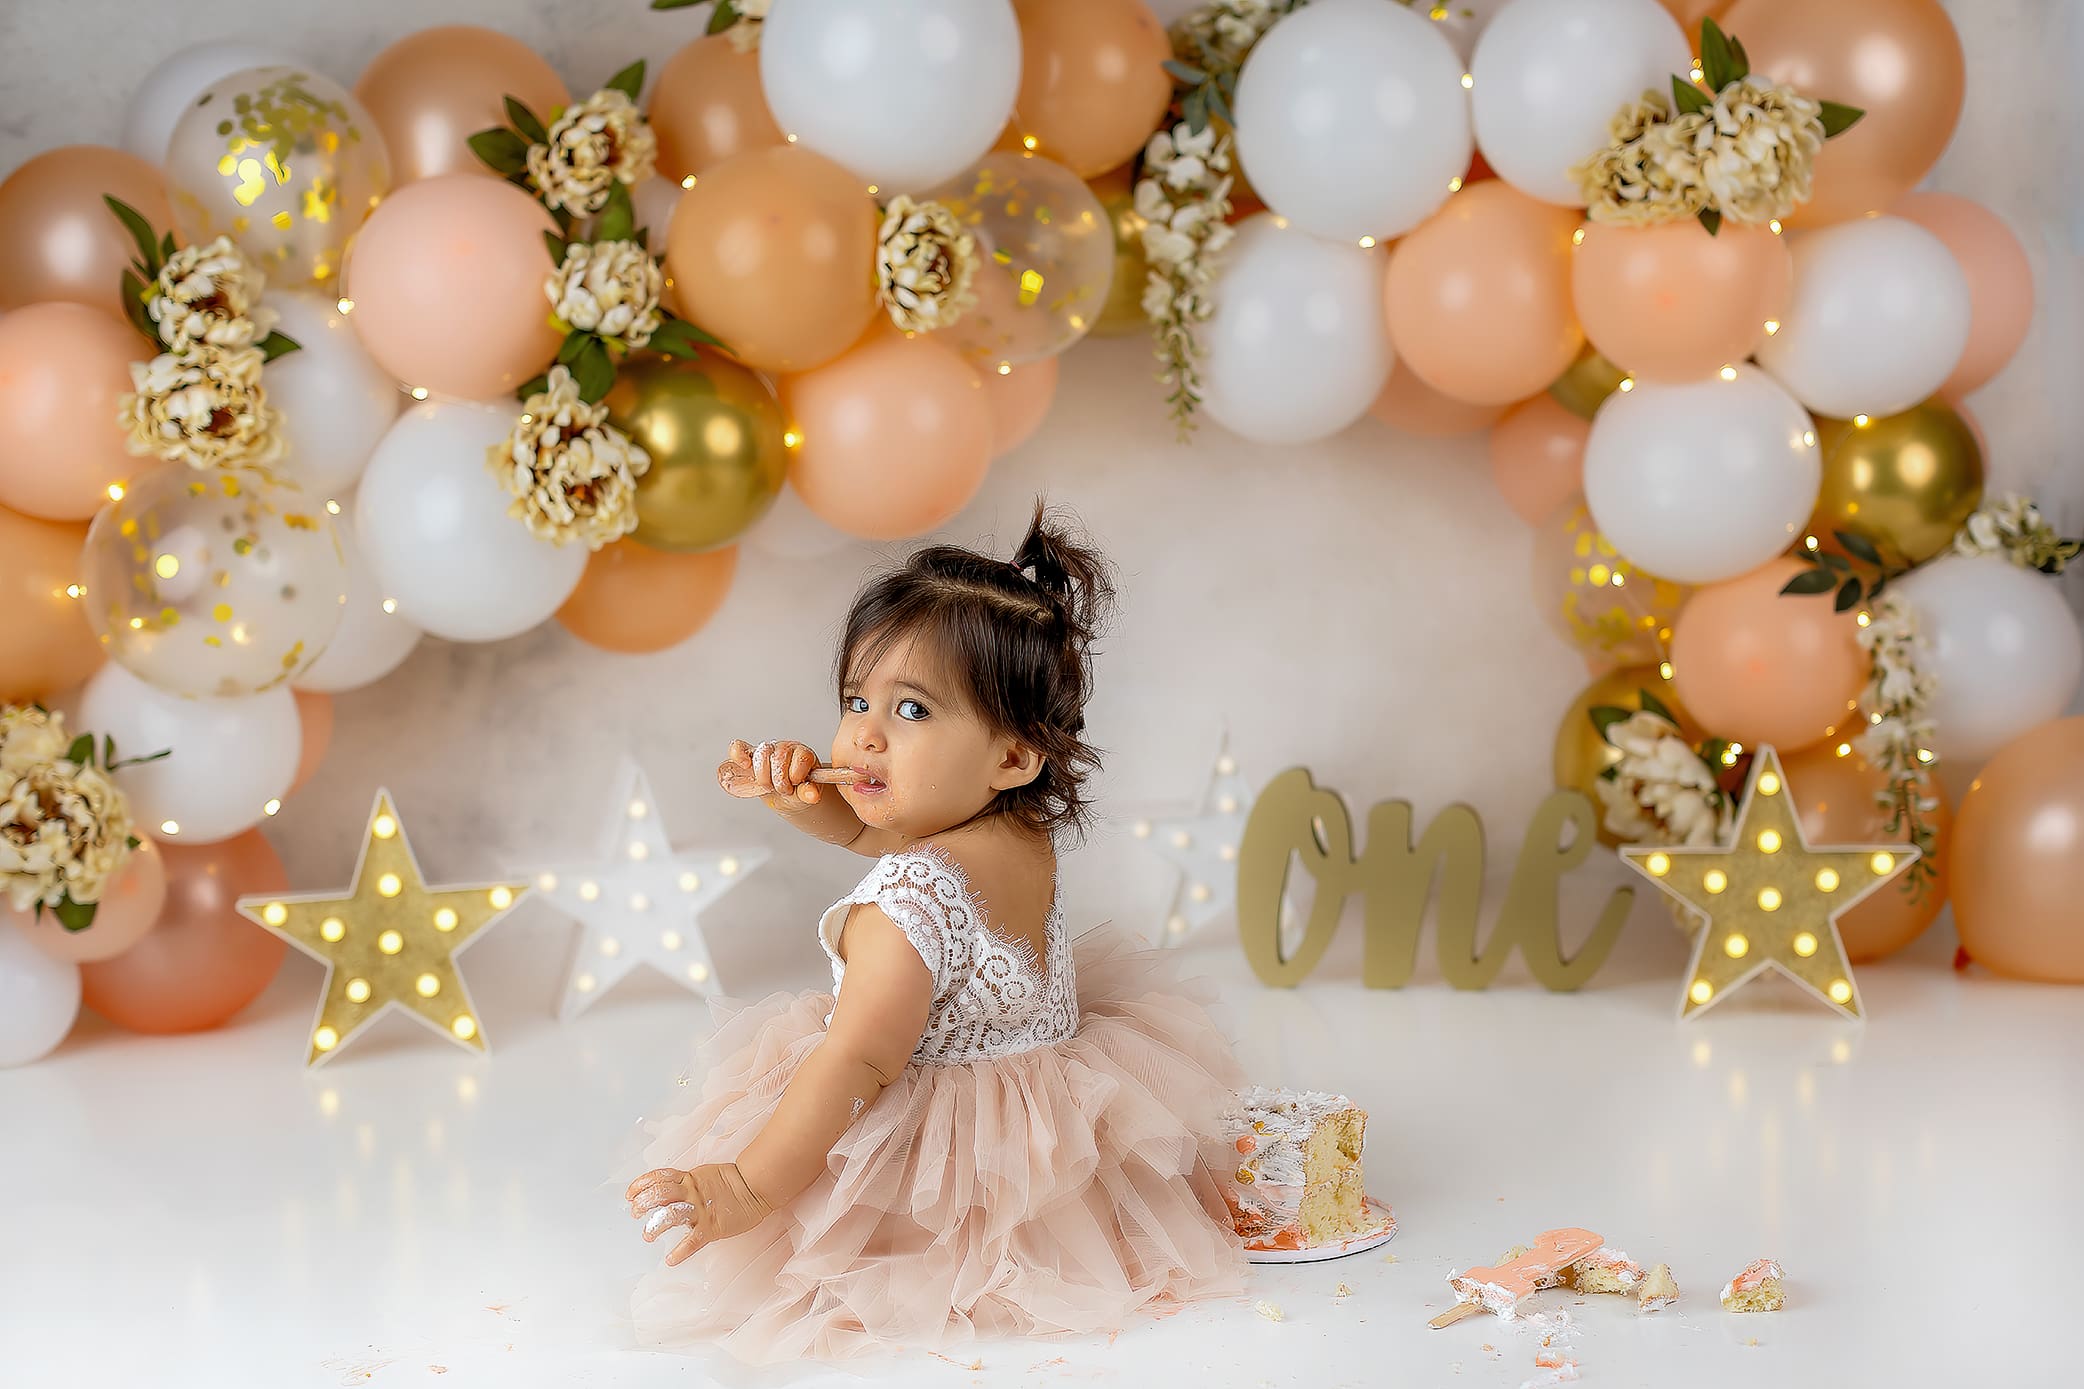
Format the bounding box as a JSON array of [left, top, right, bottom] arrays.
[[527, 89, 659, 217], [0, 706, 135, 915], [547, 240, 664, 348], [1135, 122, 1237, 436], [875, 196, 978, 333], [118, 342, 284, 472], [486, 366, 652, 550], [1851, 592, 1941, 884], [146, 235, 274, 354]]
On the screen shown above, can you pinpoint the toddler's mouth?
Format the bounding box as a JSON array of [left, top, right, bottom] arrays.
[[849, 766, 889, 795]]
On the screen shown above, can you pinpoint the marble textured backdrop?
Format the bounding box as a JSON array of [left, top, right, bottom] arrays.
[[1, 0, 2075, 999]]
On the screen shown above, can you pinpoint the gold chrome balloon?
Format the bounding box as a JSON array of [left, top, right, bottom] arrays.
[[1088, 166, 1150, 338], [606, 353, 787, 554], [1532, 496, 1691, 667], [1548, 345, 1629, 421], [1808, 400, 1984, 567], [164, 66, 390, 289], [1554, 663, 1697, 848]]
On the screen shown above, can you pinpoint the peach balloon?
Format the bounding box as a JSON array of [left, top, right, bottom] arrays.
[[11, 838, 167, 965], [1011, 0, 1174, 178], [1723, 0, 1965, 226], [344, 175, 562, 400], [978, 356, 1060, 456], [0, 505, 101, 703], [1368, 359, 1509, 438], [1384, 183, 1583, 407], [0, 303, 149, 521], [1951, 716, 2084, 984], [1488, 396, 1588, 526], [557, 542, 738, 654], [0, 145, 175, 319], [1669, 557, 1867, 754], [783, 335, 992, 541], [1570, 220, 1792, 382], [1780, 743, 1950, 962], [355, 26, 571, 184], [667, 147, 879, 375], [80, 831, 288, 1033], [650, 35, 785, 183], [1892, 192, 2033, 397], [289, 689, 333, 795]]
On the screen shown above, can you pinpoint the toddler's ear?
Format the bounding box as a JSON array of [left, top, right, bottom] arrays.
[[991, 742, 1045, 791]]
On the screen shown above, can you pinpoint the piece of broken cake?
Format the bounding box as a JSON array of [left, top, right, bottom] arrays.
[[1636, 1263, 1680, 1312], [1218, 1086, 1376, 1250], [1720, 1258, 1784, 1312], [1559, 1246, 1644, 1294]]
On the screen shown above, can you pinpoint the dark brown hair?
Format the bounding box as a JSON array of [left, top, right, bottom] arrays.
[[835, 501, 1117, 839]]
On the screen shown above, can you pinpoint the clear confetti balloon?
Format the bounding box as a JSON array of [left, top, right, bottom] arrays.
[[165, 65, 390, 289], [81, 469, 347, 698], [929, 151, 1114, 372], [1530, 493, 1692, 667]]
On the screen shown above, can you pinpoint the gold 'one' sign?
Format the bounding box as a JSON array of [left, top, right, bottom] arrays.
[[1237, 770, 1632, 991]]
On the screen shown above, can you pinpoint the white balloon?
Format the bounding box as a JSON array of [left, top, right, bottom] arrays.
[[1894, 556, 2084, 765], [759, 0, 1020, 192], [1470, 0, 1689, 205], [0, 925, 81, 1068], [1199, 214, 1393, 445], [119, 42, 303, 165], [262, 292, 404, 495], [1234, 0, 1473, 241], [294, 509, 424, 693], [1754, 217, 1972, 419], [1582, 367, 1819, 584], [76, 664, 301, 846], [355, 401, 586, 643]]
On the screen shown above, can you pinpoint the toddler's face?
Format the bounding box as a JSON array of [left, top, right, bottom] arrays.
[[832, 631, 1039, 838]]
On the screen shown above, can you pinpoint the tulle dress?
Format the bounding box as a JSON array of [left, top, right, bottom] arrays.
[[623, 843, 1252, 1363]]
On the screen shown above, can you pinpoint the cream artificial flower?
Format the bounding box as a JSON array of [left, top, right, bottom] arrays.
[[1952, 493, 2082, 573], [724, 0, 770, 53], [118, 342, 284, 472], [486, 366, 651, 550], [1692, 75, 1825, 225], [875, 196, 978, 333], [547, 240, 664, 348], [1594, 710, 1731, 849], [1575, 90, 1710, 226], [146, 235, 274, 354], [0, 705, 67, 777], [0, 708, 134, 913], [527, 89, 659, 216]]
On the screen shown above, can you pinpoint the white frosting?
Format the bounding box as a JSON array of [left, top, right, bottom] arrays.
[[1221, 1085, 1361, 1190]]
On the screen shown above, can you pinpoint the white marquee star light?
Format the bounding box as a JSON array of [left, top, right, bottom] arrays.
[[1129, 736, 1256, 949]]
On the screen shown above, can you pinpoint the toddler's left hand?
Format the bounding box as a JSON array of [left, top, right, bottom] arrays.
[[625, 1163, 772, 1265]]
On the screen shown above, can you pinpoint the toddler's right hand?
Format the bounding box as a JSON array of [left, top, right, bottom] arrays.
[[719, 739, 823, 805]]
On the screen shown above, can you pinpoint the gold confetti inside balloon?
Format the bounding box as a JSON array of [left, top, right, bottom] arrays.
[[1531, 494, 1692, 667], [80, 469, 347, 698], [165, 66, 390, 289], [606, 353, 787, 554], [1808, 400, 1984, 568], [928, 150, 1114, 372]]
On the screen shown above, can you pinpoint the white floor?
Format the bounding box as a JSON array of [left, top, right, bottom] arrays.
[[4, 908, 2076, 1389]]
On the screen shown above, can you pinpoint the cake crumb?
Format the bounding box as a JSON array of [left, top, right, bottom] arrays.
[[1381, 1252, 1397, 1263], [1333, 1283, 1352, 1298], [1255, 1300, 1285, 1322], [1637, 1262, 1680, 1312]]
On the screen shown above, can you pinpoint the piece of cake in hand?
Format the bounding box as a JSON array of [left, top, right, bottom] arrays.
[[1720, 1258, 1784, 1312], [1636, 1263, 1680, 1312], [1218, 1086, 1374, 1250], [1560, 1246, 1644, 1294]]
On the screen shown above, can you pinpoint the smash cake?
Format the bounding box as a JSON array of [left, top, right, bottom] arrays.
[[1216, 1086, 1390, 1254]]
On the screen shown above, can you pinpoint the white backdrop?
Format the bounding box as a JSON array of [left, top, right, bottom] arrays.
[[1, 0, 2076, 1001]]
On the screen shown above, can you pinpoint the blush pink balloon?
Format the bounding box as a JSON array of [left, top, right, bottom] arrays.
[[1488, 396, 1588, 525], [79, 832, 288, 1034], [1669, 557, 1867, 754], [289, 689, 333, 795], [1368, 359, 1509, 438], [0, 146, 176, 319], [1949, 395, 1990, 459], [0, 303, 150, 521], [1892, 192, 2033, 397], [10, 837, 167, 965], [345, 175, 563, 400], [782, 335, 993, 541], [977, 356, 1059, 456], [1570, 220, 1792, 382], [1384, 183, 1583, 407]]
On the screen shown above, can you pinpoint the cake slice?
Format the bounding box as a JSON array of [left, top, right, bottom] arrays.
[[1219, 1086, 1374, 1249], [1720, 1258, 1784, 1312], [1560, 1246, 1643, 1294], [1636, 1263, 1679, 1312]]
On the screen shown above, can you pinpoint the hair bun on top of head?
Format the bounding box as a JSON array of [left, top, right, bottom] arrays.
[[1009, 500, 1114, 644]]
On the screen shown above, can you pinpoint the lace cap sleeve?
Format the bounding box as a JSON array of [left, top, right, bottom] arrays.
[[862, 849, 968, 997]]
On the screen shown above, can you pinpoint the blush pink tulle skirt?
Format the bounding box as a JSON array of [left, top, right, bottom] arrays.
[[620, 923, 1252, 1363]]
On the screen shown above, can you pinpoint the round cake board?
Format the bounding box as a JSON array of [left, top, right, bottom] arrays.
[[1243, 1197, 1398, 1265]]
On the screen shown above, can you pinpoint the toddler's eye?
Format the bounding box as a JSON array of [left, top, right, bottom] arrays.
[[897, 699, 929, 722], [843, 695, 869, 714]]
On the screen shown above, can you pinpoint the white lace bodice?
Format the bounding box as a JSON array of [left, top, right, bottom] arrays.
[[818, 845, 1079, 1066]]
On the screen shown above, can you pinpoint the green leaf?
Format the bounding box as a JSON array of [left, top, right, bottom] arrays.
[[1638, 689, 1678, 726], [64, 733, 94, 766], [1817, 551, 1850, 573], [108, 748, 171, 771], [1696, 207, 1722, 237], [1207, 83, 1236, 132], [1817, 101, 1865, 139], [1834, 529, 1882, 565], [1670, 75, 1714, 117], [103, 734, 116, 768], [54, 896, 98, 933], [596, 180, 636, 244], [1183, 88, 1209, 136], [571, 336, 616, 404], [118, 268, 157, 345], [159, 229, 177, 261], [544, 230, 570, 266], [604, 60, 646, 102], [505, 96, 549, 145], [1729, 34, 1752, 82], [1588, 705, 1632, 743], [1699, 17, 1739, 92], [257, 331, 302, 363], [650, 0, 702, 8], [104, 196, 161, 273], [557, 330, 590, 366], [649, 315, 726, 359], [467, 127, 531, 177], [1163, 59, 1209, 84], [706, 0, 742, 33], [1835, 577, 1864, 613], [1780, 568, 1838, 596], [515, 373, 550, 401]]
